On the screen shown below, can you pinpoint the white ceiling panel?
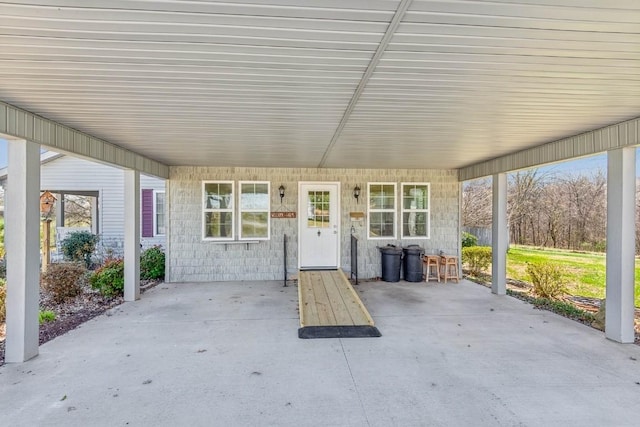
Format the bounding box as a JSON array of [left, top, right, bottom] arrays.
[[0, 0, 639, 169]]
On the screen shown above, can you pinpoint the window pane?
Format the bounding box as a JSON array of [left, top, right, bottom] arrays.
[[403, 185, 428, 210], [368, 183, 396, 238], [204, 183, 233, 209], [403, 212, 427, 237], [204, 212, 233, 238], [241, 212, 268, 238], [241, 183, 269, 210], [381, 185, 395, 209], [369, 185, 384, 209], [369, 212, 394, 237], [63, 194, 92, 227], [401, 183, 429, 238], [369, 184, 395, 210]]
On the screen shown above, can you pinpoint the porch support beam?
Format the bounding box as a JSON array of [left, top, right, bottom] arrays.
[[317, 0, 413, 167], [605, 147, 636, 343], [5, 139, 41, 363], [491, 173, 507, 295], [124, 169, 140, 302]]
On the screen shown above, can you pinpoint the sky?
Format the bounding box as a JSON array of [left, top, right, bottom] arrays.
[[538, 153, 607, 175], [0, 138, 635, 175]]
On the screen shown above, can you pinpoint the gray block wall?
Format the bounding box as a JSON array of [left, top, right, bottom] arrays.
[[167, 167, 460, 282]]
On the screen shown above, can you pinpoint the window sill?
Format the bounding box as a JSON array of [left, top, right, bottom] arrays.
[[203, 240, 263, 250]]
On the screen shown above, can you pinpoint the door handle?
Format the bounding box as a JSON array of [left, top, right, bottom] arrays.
[[317, 230, 321, 236]]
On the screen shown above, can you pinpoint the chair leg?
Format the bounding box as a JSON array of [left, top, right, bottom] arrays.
[[440, 258, 459, 283], [424, 259, 440, 282], [448, 260, 459, 282]]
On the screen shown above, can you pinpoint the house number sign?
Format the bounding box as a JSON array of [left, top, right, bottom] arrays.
[[271, 212, 297, 218]]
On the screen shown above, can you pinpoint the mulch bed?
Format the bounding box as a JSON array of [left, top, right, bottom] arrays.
[[465, 270, 640, 344], [0, 280, 159, 366]]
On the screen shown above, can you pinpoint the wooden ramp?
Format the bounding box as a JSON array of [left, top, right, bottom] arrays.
[[298, 269, 381, 339]]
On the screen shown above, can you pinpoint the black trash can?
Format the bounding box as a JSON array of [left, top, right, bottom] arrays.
[[403, 245, 425, 282], [379, 245, 402, 282]]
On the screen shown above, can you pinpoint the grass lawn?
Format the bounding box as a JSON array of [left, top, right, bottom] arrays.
[[506, 245, 640, 307]]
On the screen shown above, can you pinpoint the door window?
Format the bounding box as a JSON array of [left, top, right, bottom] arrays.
[[307, 191, 331, 228]]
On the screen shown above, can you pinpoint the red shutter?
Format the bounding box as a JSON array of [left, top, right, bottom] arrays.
[[141, 189, 154, 237]]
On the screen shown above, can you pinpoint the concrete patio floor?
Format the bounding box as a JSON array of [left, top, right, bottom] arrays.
[[2, 279, 640, 426]]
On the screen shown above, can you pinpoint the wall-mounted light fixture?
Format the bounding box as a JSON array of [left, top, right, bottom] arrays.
[[353, 185, 361, 203], [279, 185, 285, 203]]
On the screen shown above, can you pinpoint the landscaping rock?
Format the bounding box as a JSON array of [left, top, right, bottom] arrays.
[[592, 298, 606, 331]]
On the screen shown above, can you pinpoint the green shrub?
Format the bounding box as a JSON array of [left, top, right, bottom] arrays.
[[41, 263, 87, 303], [0, 279, 6, 323], [61, 231, 99, 268], [461, 231, 478, 248], [39, 310, 56, 324], [526, 262, 567, 300], [140, 246, 165, 280], [461, 246, 492, 275], [90, 258, 124, 297], [593, 240, 606, 253]]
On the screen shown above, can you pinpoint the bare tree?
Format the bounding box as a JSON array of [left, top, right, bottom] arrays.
[[462, 178, 492, 227], [537, 181, 569, 248], [508, 169, 551, 245], [560, 170, 606, 250], [64, 195, 92, 228]]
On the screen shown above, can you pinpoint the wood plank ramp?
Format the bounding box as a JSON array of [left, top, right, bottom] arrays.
[[298, 269, 381, 339]]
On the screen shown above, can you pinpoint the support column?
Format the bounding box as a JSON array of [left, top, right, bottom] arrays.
[[90, 196, 98, 234], [124, 170, 140, 301], [55, 192, 64, 227], [492, 173, 507, 295], [58, 192, 65, 227], [606, 147, 636, 343], [5, 139, 41, 363]]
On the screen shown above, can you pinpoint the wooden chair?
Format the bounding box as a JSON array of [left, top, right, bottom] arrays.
[[423, 255, 441, 282], [440, 255, 459, 283]]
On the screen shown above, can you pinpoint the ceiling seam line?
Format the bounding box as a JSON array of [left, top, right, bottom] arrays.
[[317, 0, 414, 168]]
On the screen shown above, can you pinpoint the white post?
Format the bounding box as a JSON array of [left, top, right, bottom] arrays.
[[55, 192, 64, 227], [124, 169, 140, 301], [90, 196, 98, 235], [5, 139, 41, 363], [606, 147, 636, 343], [492, 173, 507, 295]]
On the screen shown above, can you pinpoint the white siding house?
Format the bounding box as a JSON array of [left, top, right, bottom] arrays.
[[167, 167, 459, 282], [0, 152, 165, 258]]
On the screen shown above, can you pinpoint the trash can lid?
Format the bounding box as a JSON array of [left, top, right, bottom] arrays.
[[403, 245, 424, 254], [379, 244, 403, 254]]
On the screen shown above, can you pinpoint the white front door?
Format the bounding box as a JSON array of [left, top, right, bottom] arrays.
[[298, 182, 340, 270]]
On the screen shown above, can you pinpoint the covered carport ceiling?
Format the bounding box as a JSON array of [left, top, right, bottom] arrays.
[[0, 0, 639, 169]]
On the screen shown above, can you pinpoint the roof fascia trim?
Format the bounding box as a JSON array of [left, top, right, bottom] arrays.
[[0, 101, 169, 179], [458, 117, 640, 181]]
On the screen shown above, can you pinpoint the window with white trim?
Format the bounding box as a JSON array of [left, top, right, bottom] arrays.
[[401, 183, 430, 239], [154, 191, 166, 236], [203, 181, 235, 240], [368, 183, 396, 239], [202, 181, 271, 241], [239, 181, 270, 240]]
